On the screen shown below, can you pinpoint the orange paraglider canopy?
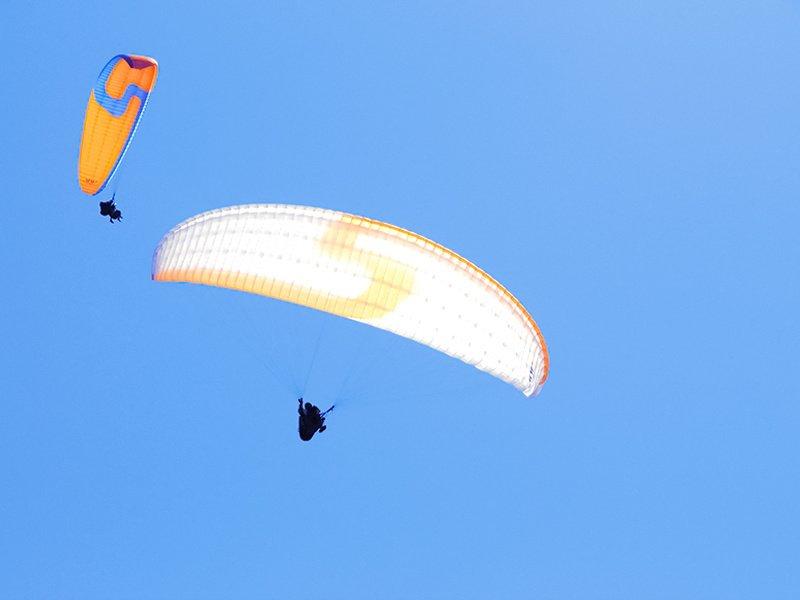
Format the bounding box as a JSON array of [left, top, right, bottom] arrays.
[[78, 54, 157, 196]]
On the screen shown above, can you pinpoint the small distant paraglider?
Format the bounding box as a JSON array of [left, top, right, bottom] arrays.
[[78, 54, 158, 222]]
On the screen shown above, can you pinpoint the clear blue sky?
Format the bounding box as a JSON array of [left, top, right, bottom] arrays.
[[1, 2, 798, 598]]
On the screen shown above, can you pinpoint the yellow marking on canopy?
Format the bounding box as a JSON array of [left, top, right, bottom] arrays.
[[154, 217, 416, 321]]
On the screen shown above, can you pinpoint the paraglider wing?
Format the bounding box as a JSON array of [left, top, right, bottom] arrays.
[[152, 204, 549, 396], [78, 54, 158, 196]]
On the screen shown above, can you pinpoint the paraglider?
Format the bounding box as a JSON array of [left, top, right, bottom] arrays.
[[99, 195, 122, 222], [298, 398, 334, 441], [78, 54, 158, 221], [151, 204, 549, 397]]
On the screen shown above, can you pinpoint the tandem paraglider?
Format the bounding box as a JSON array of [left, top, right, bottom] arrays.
[[99, 194, 122, 223], [78, 54, 158, 222]]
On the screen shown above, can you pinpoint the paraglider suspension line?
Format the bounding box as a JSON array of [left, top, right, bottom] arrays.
[[301, 321, 326, 394]]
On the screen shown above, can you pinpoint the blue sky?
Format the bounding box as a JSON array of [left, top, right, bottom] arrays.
[[1, 1, 798, 598]]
